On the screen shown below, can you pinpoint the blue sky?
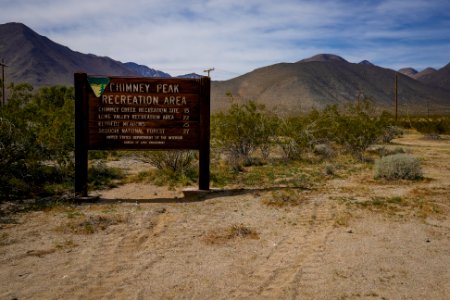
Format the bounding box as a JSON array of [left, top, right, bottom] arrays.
[[1, 0, 450, 80]]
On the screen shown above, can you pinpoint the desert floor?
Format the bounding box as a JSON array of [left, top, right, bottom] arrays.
[[1, 133, 449, 300]]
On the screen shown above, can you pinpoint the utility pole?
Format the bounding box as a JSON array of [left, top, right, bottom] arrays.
[[203, 67, 214, 78], [394, 73, 398, 122], [0, 59, 6, 107]]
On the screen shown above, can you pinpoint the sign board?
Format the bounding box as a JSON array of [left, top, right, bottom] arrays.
[[74, 73, 210, 197]]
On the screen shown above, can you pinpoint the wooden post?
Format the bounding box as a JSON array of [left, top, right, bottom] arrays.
[[198, 76, 210, 190], [74, 73, 89, 198]]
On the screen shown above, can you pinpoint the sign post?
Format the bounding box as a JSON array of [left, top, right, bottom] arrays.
[[74, 73, 210, 198]]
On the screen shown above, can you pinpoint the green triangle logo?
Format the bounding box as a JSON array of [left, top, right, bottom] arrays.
[[87, 76, 110, 97]]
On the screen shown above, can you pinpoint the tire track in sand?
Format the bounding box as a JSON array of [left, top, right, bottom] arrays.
[[100, 211, 176, 299], [58, 210, 166, 299], [238, 196, 338, 299]]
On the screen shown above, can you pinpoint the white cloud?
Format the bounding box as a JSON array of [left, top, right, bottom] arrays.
[[1, 0, 449, 79]]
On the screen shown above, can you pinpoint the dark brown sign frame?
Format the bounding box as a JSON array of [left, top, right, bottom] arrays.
[[74, 73, 210, 197]]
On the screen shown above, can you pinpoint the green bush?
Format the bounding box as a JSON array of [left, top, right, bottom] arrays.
[[276, 118, 302, 160], [333, 100, 391, 161], [374, 154, 423, 180], [212, 99, 278, 169], [0, 84, 76, 200]]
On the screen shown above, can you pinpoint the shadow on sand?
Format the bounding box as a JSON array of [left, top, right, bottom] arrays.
[[81, 186, 310, 205]]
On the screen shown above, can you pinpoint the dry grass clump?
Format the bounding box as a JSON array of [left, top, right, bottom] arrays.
[[262, 189, 305, 207], [334, 211, 353, 227], [339, 195, 443, 219], [58, 212, 127, 234], [203, 223, 259, 245], [0, 232, 13, 246], [54, 239, 78, 250]]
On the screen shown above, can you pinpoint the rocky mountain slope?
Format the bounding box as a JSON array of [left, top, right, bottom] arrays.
[[415, 63, 450, 91], [211, 54, 450, 114], [0, 22, 142, 86]]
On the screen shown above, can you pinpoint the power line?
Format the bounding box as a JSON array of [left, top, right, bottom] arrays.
[[0, 58, 7, 107]]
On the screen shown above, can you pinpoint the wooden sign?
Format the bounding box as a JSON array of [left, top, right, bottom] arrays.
[[74, 73, 210, 197]]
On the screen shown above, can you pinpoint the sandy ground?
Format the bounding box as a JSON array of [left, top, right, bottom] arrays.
[[1, 133, 449, 300]]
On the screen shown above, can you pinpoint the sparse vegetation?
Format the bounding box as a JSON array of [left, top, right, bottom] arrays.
[[204, 223, 259, 244], [58, 213, 127, 234], [1, 81, 447, 202], [398, 115, 450, 138], [88, 161, 126, 190], [140, 150, 196, 174], [262, 189, 305, 207], [338, 195, 443, 219]]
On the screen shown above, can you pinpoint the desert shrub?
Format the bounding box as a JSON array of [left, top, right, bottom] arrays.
[[413, 117, 449, 139], [285, 103, 393, 161], [313, 143, 335, 160], [212, 99, 278, 169], [141, 150, 196, 174], [333, 100, 391, 161], [381, 125, 403, 143], [136, 150, 198, 187], [258, 114, 279, 161], [398, 116, 450, 138], [275, 113, 325, 161], [31, 86, 75, 175], [374, 154, 422, 180], [276, 118, 302, 160], [88, 161, 125, 190], [367, 146, 406, 157], [0, 84, 76, 200]]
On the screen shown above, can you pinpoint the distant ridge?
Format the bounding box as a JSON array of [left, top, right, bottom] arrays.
[[414, 67, 437, 80], [359, 60, 375, 66], [123, 62, 170, 78], [416, 63, 450, 91], [298, 54, 348, 63], [0, 22, 168, 87], [398, 68, 418, 78], [176, 73, 203, 79]]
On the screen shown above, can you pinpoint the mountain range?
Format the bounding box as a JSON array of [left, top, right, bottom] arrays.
[[211, 56, 450, 114], [1, 22, 449, 114]]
